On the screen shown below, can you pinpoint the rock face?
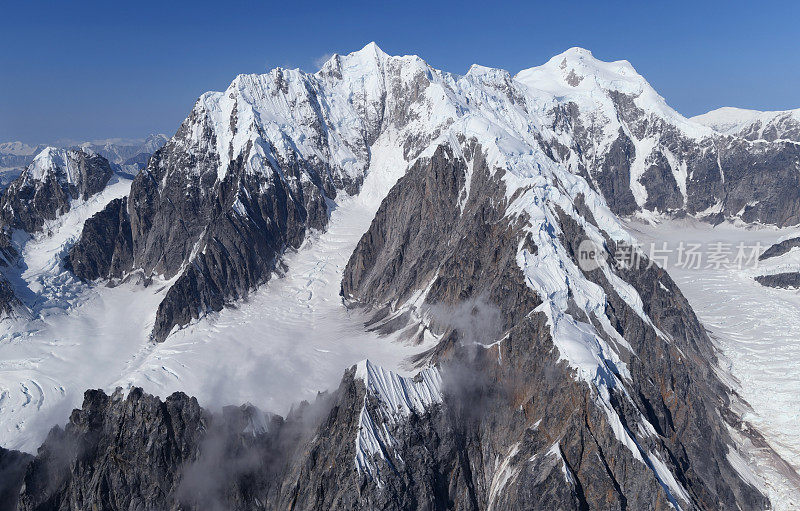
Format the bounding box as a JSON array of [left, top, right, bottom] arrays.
[[760, 236, 800, 260], [0, 447, 32, 511], [0, 148, 113, 233], [755, 272, 800, 289], [15, 388, 209, 511], [0, 274, 25, 319], [343, 143, 770, 509], [0, 229, 26, 319], [14, 375, 450, 511], [65, 197, 133, 281]]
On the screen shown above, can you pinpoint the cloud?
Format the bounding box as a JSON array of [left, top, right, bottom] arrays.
[[426, 295, 503, 348], [313, 53, 334, 70]]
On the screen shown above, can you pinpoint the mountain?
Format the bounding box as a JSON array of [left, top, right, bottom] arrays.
[[0, 135, 168, 185], [0, 147, 119, 319], [514, 49, 800, 225], [68, 44, 800, 343], [77, 133, 169, 173], [693, 106, 800, 142], [0, 147, 114, 233], [0, 142, 45, 190], [1, 44, 799, 509]]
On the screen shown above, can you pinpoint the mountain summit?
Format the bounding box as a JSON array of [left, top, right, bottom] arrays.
[[0, 44, 798, 510]]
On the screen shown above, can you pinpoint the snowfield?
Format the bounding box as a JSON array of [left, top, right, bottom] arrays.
[[627, 219, 800, 508]]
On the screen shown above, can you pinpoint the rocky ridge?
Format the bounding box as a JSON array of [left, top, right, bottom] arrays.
[[67, 44, 800, 343]]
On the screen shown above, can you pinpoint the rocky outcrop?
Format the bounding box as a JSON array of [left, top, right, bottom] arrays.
[[755, 272, 800, 289], [133, 139, 330, 341], [66, 197, 133, 282], [0, 273, 26, 319], [16, 388, 209, 511], [759, 236, 800, 260], [0, 447, 32, 511], [0, 148, 113, 233]]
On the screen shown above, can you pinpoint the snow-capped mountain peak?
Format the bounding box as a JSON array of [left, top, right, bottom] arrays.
[[692, 106, 800, 142], [515, 47, 712, 140], [28, 147, 79, 183], [516, 46, 644, 93]]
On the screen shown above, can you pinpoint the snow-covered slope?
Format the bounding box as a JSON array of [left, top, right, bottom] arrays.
[[693, 107, 800, 142], [0, 135, 434, 452], [516, 47, 713, 140], [26, 147, 85, 184]]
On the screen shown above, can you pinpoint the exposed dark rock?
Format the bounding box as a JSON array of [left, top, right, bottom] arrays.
[[759, 236, 800, 261], [66, 197, 133, 281], [3, 367, 669, 511], [0, 272, 26, 319], [641, 151, 684, 211], [736, 113, 800, 143], [17, 388, 208, 511], [0, 446, 32, 511], [135, 143, 329, 341], [544, 91, 800, 227], [755, 272, 800, 289], [594, 129, 638, 216], [0, 228, 19, 267], [343, 143, 770, 509]]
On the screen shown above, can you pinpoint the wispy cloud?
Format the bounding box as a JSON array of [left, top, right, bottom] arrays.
[[313, 53, 334, 70]]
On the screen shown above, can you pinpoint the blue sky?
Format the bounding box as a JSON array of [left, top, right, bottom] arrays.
[[1, 0, 798, 144]]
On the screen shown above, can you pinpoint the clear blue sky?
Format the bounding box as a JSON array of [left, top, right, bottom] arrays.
[[1, 0, 798, 144]]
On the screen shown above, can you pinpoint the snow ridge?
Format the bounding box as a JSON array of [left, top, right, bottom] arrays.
[[354, 359, 443, 481], [692, 106, 800, 140], [26, 147, 81, 184]]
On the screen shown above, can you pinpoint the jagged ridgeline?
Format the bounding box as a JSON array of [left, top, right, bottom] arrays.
[[1, 43, 799, 509], [63, 43, 800, 342]]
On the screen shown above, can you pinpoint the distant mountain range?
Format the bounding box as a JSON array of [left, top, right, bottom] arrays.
[[0, 134, 168, 187]]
